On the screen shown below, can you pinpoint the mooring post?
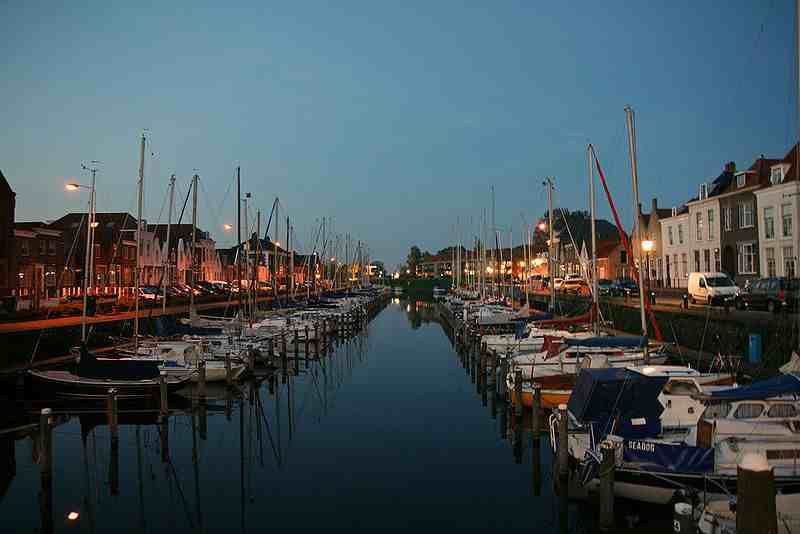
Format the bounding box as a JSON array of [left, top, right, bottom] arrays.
[[531, 421, 541, 497], [268, 337, 274, 357], [531, 382, 541, 435], [281, 332, 287, 357], [499, 357, 509, 397], [225, 353, 233, 386], [673, 502, 695, 534], [314, 322, 320, 356], [514, 369, 523, 417], [247, 348, 256, 372], [557, 404, 569, 480], [198, 359, 207, 400], [599, 440, 616, 532], [39, 407, 53, 534], [737, 454, 777, 534], [304, 325, 310, 354], [159, 414, 170, 463], [159, 371, 169, 416]]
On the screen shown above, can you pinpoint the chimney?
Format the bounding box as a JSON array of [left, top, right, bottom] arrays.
[[651, 198, 658, 214], [724, 161, 736, 173], [671, 206, 677, 217]]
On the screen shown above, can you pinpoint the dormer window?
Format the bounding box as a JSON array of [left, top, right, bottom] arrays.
[[736, 173, 746, 188], [771, 166, 785, 185], [699, 183, 708, 200]]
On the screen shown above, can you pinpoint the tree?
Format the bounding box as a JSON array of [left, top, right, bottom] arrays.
[[407, 246, 422, 275]]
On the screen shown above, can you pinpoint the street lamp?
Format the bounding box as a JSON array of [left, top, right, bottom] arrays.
[[641, 239, 655, 291], [223, 223, 233, 231], [66, 167, 98, 343]]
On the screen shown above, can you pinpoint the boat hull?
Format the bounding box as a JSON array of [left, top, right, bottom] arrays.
[[29, 370, 191, 400]]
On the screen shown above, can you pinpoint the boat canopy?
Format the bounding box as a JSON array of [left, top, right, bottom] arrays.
[[564, 336, 647, 348], [568, 368, 667, 439], [707, 374, 800, 401]]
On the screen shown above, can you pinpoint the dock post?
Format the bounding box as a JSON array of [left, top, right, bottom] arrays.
[[514, 369, 523, 417], [225, 353, 233, 386], [531, 383, 541, 435], [268, 337, 274, 357], [159, 371, 169, 416], [498, 357, 508, 397], [198, 359, 207, 400], [159, 414, 170, 463], [737, 454, 777, 534], [281, 332, 287, 357], [247, 349, 256, 372], [599, 440, 615, 532], [39, 408, 53, 534], [304, 325, 310, 355], [294, 329, 299, 358], [557, 404, 569, 480], [314, 322, 320, 356], [531, 422, 541, 497], [673, 503, 695, 534]]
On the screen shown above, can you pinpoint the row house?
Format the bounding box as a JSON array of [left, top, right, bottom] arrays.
[[633, 199, 673, 287], [659, 206, 690, 288], [13, 222, 65, 307], [0, 171, 16, 298], [754, 145, 800, 279], [718, 157, 777, 284], [145, 224, 223, 286]]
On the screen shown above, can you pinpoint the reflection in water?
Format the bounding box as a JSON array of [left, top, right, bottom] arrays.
[[0, 300, 644, 532]]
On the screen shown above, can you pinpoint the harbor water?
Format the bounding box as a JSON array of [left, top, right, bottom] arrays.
[[0, 298, 666, 532]]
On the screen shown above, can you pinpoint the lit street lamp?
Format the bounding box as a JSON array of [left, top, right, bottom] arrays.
[[66, 164, 98, 343], [641, 239, 655, 292]]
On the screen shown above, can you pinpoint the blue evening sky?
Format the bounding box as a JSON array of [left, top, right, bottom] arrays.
[[2, 1, 796, 268]]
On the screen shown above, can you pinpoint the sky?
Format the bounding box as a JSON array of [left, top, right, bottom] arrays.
[[2, 0, 797, 269]]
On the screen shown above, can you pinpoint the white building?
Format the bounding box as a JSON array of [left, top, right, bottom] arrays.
[[686, 178, 724, 276], [753, 147, 800, 278], [659, 207, 691, 288]]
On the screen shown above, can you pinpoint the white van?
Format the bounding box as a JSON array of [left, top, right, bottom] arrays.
[[687, 272, 739, 305]]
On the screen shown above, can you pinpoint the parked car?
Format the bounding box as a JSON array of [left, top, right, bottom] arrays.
[[737, 277, 799, 312], [613, 278, 639, 297], [552, 278, 564, 290], [138, 286, 164, 301], [687, 272, 738, 305], [597, 279, 614, 296], [562, 278, 588, 295]]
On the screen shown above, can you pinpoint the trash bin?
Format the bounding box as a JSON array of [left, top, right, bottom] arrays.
[[748, 333, 762, 364]]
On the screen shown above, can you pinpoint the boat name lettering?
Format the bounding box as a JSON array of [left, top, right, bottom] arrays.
[[626, 440, 655, 453]]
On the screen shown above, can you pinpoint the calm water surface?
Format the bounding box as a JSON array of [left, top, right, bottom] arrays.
[[1, 299, 650, 532]]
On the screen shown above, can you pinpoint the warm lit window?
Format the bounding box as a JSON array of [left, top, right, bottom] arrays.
[[766, 247, 776, 277]]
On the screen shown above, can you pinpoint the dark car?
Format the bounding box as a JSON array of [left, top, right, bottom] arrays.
[[738, 277, 800, 313], [597, 279, 614, 296], [613, 278, 639, 297]]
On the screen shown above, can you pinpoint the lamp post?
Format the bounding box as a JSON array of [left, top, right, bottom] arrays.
[[67, 165, 97, 343], [641, 239, 655, 296]]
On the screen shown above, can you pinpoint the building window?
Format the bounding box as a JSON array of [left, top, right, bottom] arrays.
[[38, 239, 46, 256], [771, 166, 785, 184], [736, 174, 746, 188], [703, 249, 711, 271], [694, 250, 701, 272], [682, 253, 688, 277], [784, 246, 795, 278], [48, 240, 56, 255], [21, 241, 29, 256], [714, 249, 720, 272], [668, 226, 674, 245], [739, 202, 754, 228], [696, 212, 703, 241], [766, 247, 776, 277], [764, 207, 775, 239], [678, 224, 684, 244], [723, 207, 732, 231], [94, 244, 101, 260], [708, 209, 715, 239], [782, 203, 793, 238], [737, 242, 756, 274], [673, 254, 678, 279]]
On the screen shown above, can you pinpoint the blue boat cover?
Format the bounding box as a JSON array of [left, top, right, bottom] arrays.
[[622, 440, 713, 474], [709, 373, 800, 401], [564, 336, 647, 348], [514, 321, 526, 340], [568, 368, 667, 439]]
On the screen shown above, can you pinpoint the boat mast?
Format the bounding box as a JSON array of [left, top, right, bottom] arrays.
[[545, 177, 556, 312], [190, 173, 198, 317], [134, 132, 145, 355], [289, 222, 295, 298], [624, 105, 648, 340], [588, 144, 599, 335], [236, 167, 242, 318], [242, 192, 249, 327], [162, 174, 175, 313]]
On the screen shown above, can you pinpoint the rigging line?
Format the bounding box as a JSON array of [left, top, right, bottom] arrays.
[[256, 386, 282, 466]]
